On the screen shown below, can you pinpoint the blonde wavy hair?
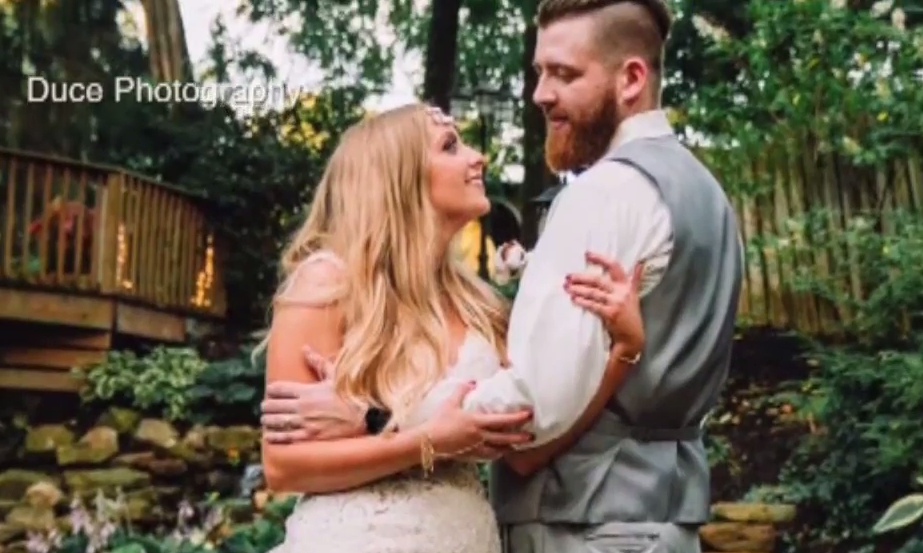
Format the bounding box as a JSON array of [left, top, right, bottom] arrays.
[[266, 103, 509, 430]]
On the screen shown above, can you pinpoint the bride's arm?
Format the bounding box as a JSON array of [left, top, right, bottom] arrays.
[[261, 261, 427, 494]]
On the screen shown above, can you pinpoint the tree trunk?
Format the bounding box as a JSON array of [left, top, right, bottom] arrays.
[[421, 0, 463, 111], [518, 9, 557, 248], [141, 0, 192, 83]]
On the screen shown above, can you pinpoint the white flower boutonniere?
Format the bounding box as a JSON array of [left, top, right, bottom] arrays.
[[492, 240, 530, 287]]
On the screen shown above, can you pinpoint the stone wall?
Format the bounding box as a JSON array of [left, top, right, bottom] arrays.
[[0, 405, 796, 552], [700, 502, 796, 552], [0, 406, 262, 546]]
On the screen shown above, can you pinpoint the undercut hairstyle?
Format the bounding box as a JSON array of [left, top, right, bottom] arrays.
[[536, 0, 672, 88]]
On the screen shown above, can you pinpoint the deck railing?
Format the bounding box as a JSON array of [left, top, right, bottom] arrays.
[[0, 147, 226, 317]]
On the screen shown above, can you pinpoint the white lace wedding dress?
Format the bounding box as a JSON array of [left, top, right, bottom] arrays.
[[270, 329, 505, 553]]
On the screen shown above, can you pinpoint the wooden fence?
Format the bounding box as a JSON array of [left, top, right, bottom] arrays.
[[714, 147, 923, 335], [0, 147, 226, 317]]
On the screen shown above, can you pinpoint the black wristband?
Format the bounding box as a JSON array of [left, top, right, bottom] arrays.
[[364, 407, 392, 434]]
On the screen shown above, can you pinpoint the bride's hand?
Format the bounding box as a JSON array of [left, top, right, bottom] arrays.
[[419, 382, 533, 458], [564, 251, 645, 355]]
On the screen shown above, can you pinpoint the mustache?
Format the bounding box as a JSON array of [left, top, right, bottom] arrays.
[[542, 108, 568, 121]]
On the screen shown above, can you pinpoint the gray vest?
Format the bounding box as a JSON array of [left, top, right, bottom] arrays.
[[490, 134, 743, 525]]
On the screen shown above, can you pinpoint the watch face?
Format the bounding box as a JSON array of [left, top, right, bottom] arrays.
[[366, 408, 390, 434]]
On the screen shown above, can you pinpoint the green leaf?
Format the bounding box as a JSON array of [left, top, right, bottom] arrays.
[[872, 493, 923, 534], [109, 544, 146, 553]]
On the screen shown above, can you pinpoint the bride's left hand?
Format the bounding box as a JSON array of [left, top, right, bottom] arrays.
[[564, 251, 645, 354]]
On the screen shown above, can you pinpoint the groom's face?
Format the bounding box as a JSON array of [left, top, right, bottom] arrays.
[[533, 15, 622, 173]]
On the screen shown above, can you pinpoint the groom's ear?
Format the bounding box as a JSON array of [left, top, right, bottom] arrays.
[[615, 56, 649, 105]]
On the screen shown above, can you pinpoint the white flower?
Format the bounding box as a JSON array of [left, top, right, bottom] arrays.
[[691, 15, 729, 42], [892, 7, 906, 29], [871, 0, 893, 17], [494, 241, 529, 274]]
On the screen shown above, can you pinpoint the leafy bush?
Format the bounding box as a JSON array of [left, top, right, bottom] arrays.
[[874, 477, 923, 535], [751, 210, 923, 549], [77, 348, 208, 422], [27, 490, 297, 553], [186, 346, 267, 426], [76, 345, 264, 426], [682, 0, 923, 549]]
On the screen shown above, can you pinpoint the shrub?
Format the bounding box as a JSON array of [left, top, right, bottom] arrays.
[[76, 345, 264, 426]]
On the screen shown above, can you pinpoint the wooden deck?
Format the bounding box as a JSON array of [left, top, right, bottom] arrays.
[[0, 148, 227, 392]]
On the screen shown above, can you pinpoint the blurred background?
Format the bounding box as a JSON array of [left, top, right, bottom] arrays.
[[1, 1, 923, 552]]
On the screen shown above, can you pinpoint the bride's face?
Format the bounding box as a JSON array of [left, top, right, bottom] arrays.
[[426, 112, 490, 234]]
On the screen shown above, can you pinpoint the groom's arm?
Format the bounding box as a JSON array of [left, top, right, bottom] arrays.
[[461, 162, 673, 463]]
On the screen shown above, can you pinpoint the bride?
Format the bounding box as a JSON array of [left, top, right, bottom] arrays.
[[259, 104, 644, 553]]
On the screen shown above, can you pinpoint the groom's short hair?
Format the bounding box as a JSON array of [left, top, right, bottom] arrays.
[[536, 0, 672, 84]]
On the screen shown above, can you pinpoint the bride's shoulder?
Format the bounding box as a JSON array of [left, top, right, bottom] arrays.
[[277, 250, 346, 307]]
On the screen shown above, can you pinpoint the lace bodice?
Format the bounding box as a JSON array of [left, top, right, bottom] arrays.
[[270, 253, 504, 553]]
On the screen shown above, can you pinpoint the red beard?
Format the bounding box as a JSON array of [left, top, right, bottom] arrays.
[[544, 95, 619, 173]]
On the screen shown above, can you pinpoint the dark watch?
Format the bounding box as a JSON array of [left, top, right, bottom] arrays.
[[364, 407, 392, 434]]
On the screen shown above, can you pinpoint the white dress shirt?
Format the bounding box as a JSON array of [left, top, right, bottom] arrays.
[[461, 110, 676, 447]]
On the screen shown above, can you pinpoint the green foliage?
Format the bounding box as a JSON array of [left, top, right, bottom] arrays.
[[874, 478, 923, 534], [680, 1, 923, 549], [751, 212, 923, 549], [77, 345, 264, 426], [77, 348, 208, 422], [35, 490, 297, 553], [682, 0, 923, 181], [185, 347, 267, 426]]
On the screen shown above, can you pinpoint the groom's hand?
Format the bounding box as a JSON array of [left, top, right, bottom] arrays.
[[261, 380, 366, 443]]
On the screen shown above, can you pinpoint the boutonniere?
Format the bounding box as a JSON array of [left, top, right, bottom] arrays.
[[492, 241, 530, 297]]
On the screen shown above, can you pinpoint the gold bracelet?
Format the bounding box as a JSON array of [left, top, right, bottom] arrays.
[[420, 433, 436, 478], [441, 440, 484, 459]]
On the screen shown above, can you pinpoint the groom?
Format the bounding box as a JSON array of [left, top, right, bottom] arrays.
[[260, 0, 743, 551]]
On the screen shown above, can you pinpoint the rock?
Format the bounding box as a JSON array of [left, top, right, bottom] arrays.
[[124, 488, 159, 522], [154, 486, 182, 502], [56, 427, 119, 466], [23, 425, 74, 456], [0, 522, 24, 544], [5, 540, 30, 553], [63, 468, 150, 494], [206, 426, 260, 464], [699, 522, 775, 552], [4, 505, 54, 532], [134, 419, 179, 450], [113, 451, 186, 476], [146, 459, 188, 477], [168, 426, 212, 466], [23, 482, 64, 510], [183, 425, 208, 450], [0, 471, 57, 502], [711, 502, 796, 524], [0, 500, 15, 520], [113, 451, 157, 468], [204, 471, 238, 495], [96, 407, 141, 435]]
